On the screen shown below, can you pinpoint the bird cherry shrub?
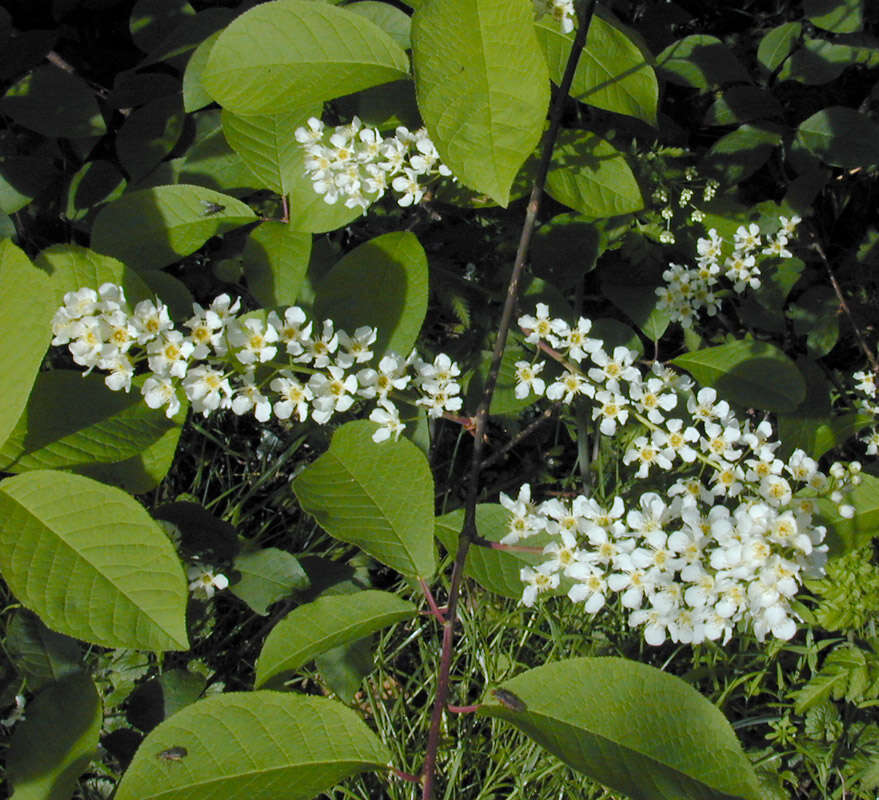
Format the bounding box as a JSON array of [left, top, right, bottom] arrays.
[[1, 1, 879, 799]]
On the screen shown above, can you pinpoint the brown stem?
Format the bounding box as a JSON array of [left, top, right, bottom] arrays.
[[479, 403, 561, 470], [419, 5, 596, 798], [809, 237, 879, 375]]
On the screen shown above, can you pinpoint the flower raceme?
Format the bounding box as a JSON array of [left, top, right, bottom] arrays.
[[508, 304, 861, 647], [51, 284, 463, 443]]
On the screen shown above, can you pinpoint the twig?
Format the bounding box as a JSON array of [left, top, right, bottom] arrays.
[[810, 236, 879, 375], [419, 5, 597, 798], [479, 403, 560, 470]]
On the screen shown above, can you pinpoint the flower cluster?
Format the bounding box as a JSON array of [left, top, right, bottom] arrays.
[[504, 305, 863, 646], [853, 368, 879, 455], [51, 284, 463, 443], [532, 0, 576, 33], [655, 216, 801, 327], [295, 116, 452, 212], [649, 166, 718, 245]]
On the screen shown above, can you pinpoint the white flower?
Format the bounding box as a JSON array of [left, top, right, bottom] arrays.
[[518, 303, 565, 346], [183, 365, 232, 416], [142, 375, 181, 418], [298, 320, 339, 368], [546, 370, 592, 404], [520, 564, 559, 607], [231, 372, 272, 422], [567, 566, 609, 614], [188, 565, 229, 599], [131, 299, 173, 344], [309, 366, 358, 423], [270, 371, 312, 421], [369, 399, 405, 442], [147, 331, 194, 379], [228, 317, 279, 365], [592, 390, 629, 435], [268, 307, 312, 357], [514, 360, 546, 399], [336, 326, 377, 368], [357, 352, 410, 398]]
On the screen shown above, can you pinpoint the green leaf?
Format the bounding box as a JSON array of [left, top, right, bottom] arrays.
[[796, 107, 879, 169], [602, 275, 670, 342], [545, 130, 643, 218], [182, 30, 220, 112], [255, 590, 416, 688], [0, 240, 53, 451], [479, 657, 763, 800], [535, 16, 657, 125], [819, 473, 879, 553], [7, 673, 102, 800], [794, 645, 870, 712], [139, 7, 236, 67], [703, 87, 783, 126], [293, 420, 436, 579], [315, 232, 428, 358], [127, 668, 207, 732], [130, 0, 195, 52], [465, 344, 536, 416], [656, 35, 750, 90], [0, 371, 183, 472], [789, 285, 839, 357], [779, 37, 864, 85], [91, 184, 256, 271], [37, 243, 153, 307], [0, 471, 189, 651], [242, 222, 311, 307], [115, 692, 391, 800], [230, 548, 309, 616], [315, 638, 374, 704], [804, 0, 863, 33], [701, 123, 782, 186], [435, 505, 541, 599], [116, 95, 186, 182], [411, 0, 550, 205], [6, 609, 82, 692], [202, 0, 409, 115], [179, 126, 257, 195], [65, 159, 127, 221], [757, 22, 802, 73], [346, 1, 411, 50], [672, 339, 805, 412], [0, 156, 58, 214], [0, 65, 106, 138]]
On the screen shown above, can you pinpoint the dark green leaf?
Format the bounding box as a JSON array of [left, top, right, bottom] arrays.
[[230, 548, 309, 616], [242, 222, 312, 307], [796, 107, 879, 168], [656, 35, 750, 90], [6, 609, 82, 692]]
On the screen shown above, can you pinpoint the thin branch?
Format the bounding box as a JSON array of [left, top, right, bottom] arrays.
[[809, 236, 879, 375], [479, 403, 560, 470], [419, 4, 597, 798]]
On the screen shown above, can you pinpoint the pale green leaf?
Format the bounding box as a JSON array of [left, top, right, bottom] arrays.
[[545, 130, 643, 218], [6, 609, 82, 692], [804, 0, 863, 33], [757, 22, 802, 73], [182, 31, 220, 112], [818, 473, 879, 553], [314, 231, 428, 358], [180, 126, 258, 195], [479, 657, 763, 800], [37, 243, 153, 307], [255, 590, 416, 688], [672, 339, 805, 412], [130, 0, 195, 52], [7, 673, 102, 800], [0, 65, 106, 138], [796, 107, 879, 169], [202, 0, 410, 115], [0, 372, 182, 472], [242, 221, 311, 307], [656, 35, 750, 90], [412, 0, 550, 205], [435, 505, 542, 600], [91, 184, 256, 270], [346, 1, 411, 50], [293, 420, 436, 578], [0, 240, 52, 450], [230, 548, 309, 616], [0, 471, 189, 650], [535, 16, 657, 125], [115, 692, 391, 800]]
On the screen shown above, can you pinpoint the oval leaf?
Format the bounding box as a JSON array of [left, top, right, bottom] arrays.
[[672, 339, 805, 412], [202, 0, 409, 115], [479, 657, 763, 800], [412, 0, 550, 205], [0, 471, 189, 650], [0, 240, 53, 450], [656, 35, 750, 90], [7, 673, 102, 800], [796, 106, 879, 169], [546, 130, 643, 218], [435, 504, 543, 599], [230, 548, 309, 616], [256, 590, 416, 688], [293, 420, 436, 579], [314, 231, 428, 358], [535, 16, 657, 125], [91, 184, 256, 271], [0, 371, 183, 472], [242, 221, 311, 307], [115, 692, 391, 800]]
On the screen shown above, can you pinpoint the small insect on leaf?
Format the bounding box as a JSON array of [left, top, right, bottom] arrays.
[[202, 201, 226, 216], [492, 688, 527, 712], [157, 746, 188, 762]]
